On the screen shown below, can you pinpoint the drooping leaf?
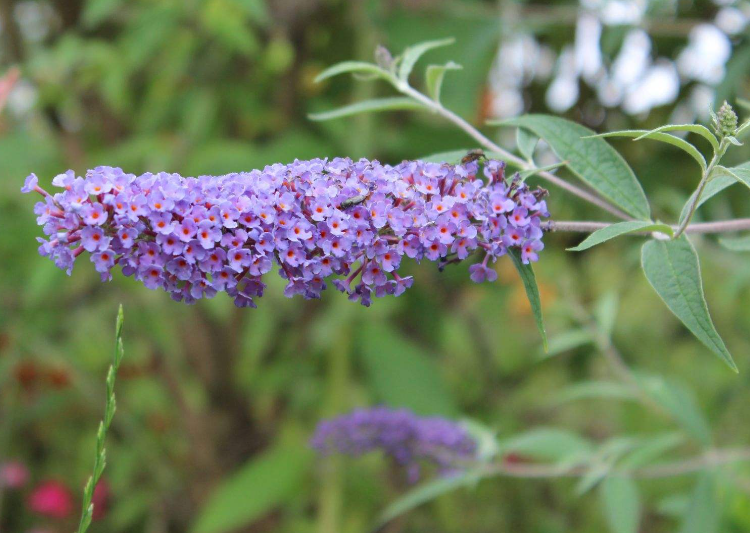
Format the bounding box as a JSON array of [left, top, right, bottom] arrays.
[[600, 476, 641, 533], [589, 130, 707, 171], [679, 474, 719, 533], [498, 428, 593, 463], [496, 116, 650, 218], [398, 37, 456, 82], [508, 248, 547, 351], [516, 128, 539, 161], [636, 373, 712, 445], [375, 469, 485, 530], [641, 236, 737, 372], [425, 61, 462, 103], [358, 322, 457, 416], [314, 61, 393, 83], [568, 221, 674, 252], [191, 443, 311, 533], [594, 291, 619, 337], [308, 97, 425, 121], [719, 235, 750, 251], [634, 124, 719, 152]]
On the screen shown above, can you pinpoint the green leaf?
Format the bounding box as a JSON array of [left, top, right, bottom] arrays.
[[398, 37, 456, 82], [719, 235, 750, 251], [589, 130, 706, 171], [600, 476, 641, 533], [679, 474, 719, 533], [717, 165, 750, 190], [308, 97, 425, 121], [314, 61, 393, 83], [634, 124, 720, 153], [425, 61, 462, 103], [191, 443, 311, 533], [641, 236, 737, 372], [556, 381, 637, 403], [568, 221, 674, 252], [496, 115, 650, 218], [498, 428, 593, 463], [375, 469, 484, 530], [508, 248, 547, 351], [358, 322, 457, 416], [516, 128, 539, 161], [636, 374, 712, 445]]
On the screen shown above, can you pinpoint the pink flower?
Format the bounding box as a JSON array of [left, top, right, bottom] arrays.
[[1, 461, 29, 489], [27, 480, 74, 519]]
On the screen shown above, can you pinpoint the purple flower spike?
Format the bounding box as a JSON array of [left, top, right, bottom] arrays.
[[310, 407, 478, 482], [23, 158, 549, 307]]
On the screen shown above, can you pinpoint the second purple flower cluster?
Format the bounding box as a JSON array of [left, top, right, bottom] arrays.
[[310, 407, 477, 482], [24, 157, 549, 307]]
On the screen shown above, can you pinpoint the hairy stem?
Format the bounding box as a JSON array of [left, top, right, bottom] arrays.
[[673, 140, 728, 239], [398, 84, 633, 220], [544, 218, 750, 235], [481, 447, 750, 479]]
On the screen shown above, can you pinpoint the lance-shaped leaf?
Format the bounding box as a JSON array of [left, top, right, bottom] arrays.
[[425, 61, 462, 103], [308, 97, 425, 121], [589, 130, 706, 171], [719, 235, 750, 251], [716, 165, 750, 189], [634, 124, 719, 152], [679, 474, 719, 533], [496, 116, 650, 219], [568, 221, 673, 252], [508, 248, 547, 351], [398, 37, 455, 82], [314, 61, 394, 84], [641, 236, 737, 372], [600, 476, 641, 533]]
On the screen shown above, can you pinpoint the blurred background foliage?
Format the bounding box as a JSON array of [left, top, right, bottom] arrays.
[[1, 0, 750, 532]]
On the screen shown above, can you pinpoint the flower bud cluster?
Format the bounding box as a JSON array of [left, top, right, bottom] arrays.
[[23, 157, 549, 307], [310, 407, 477, 481]]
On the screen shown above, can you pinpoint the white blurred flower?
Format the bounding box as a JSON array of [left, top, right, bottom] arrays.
[[575, 14, 603, 82], [622, 61, 680, 115], [611, 30, 652, 88], [715, 7, 748, 34], [677, 24, 732, 84], [546, 47, 581, 112]]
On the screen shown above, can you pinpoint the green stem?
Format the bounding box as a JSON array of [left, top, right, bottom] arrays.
[[75, 305, 125, 533]]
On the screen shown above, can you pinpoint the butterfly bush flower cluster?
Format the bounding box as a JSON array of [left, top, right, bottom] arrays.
[[22, 157, 549, 307], [310, 407, 477, 481]]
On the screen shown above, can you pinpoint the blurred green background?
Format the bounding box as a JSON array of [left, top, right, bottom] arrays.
[[1, 0, 750, 532]]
